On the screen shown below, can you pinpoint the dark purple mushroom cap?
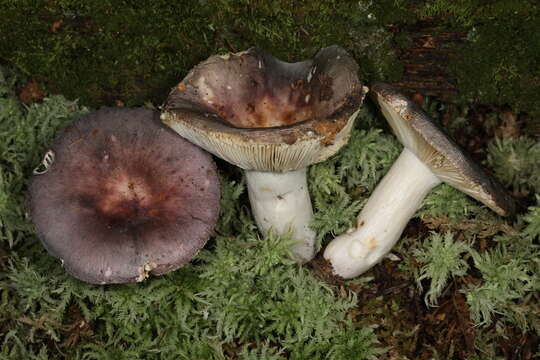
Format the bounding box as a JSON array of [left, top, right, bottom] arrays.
[[371, 82, 515, 216], [161, 46, 366, 172], [29, 108, 221, 284]]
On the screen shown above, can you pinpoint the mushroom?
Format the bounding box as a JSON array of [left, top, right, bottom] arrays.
[[29, 108, 221, 284], [324, 82, 515, 279], [161, 46, 366, 262]]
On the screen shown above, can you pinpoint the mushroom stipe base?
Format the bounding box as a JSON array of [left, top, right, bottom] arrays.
[[324, 148, 441, 278], [162, 45, 365, 263], [246, 168, 316, 262], [324, 82, 515, 279]]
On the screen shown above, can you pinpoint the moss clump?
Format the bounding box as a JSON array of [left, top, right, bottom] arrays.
[[308, 112, 401, 243], [2, 1, 540, 356], [0, 0, 401, 107], [2, 0, 540, 118], [0, 66, 88, 248], [413, 232, 472, 307], [417, 0, 540, 117], [486, 136, 540, 196], [0, 65, 384, 359]]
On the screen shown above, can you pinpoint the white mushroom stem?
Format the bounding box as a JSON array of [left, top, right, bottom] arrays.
[[245, 168, 316, 262], [324, 148, 441, 278]]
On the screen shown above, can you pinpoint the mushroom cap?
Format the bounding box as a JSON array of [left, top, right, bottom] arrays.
[[161, 45, 366, 172], [371, 82, 515, 216], [29, 108, 221, 284]]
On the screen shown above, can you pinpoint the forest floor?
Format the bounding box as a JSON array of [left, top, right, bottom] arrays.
[[0, 1, 539, 359]]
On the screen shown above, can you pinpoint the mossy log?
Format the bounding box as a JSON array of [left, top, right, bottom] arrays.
[[391, 21, 466, 100]]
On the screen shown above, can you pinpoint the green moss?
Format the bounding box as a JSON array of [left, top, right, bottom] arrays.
[[418, 0, 537, 28], [486, 136, 540, 196], [0, 65, 383, 359], [465, 231, 540, 331], [417, 0, 540, 117], [308, 113, 401, 244], [0, 0, 401, 107], [418, 184, 483, 220], [0, 0, 216, 106], [2, 0, 540, 117], [0, 66, 88, 248], [413, 232, 471, 306], [2, 1, 540, 354]]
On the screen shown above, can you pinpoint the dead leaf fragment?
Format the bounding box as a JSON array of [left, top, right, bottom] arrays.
[[19, 80, 45, 104], [50, 20, 63, 33]]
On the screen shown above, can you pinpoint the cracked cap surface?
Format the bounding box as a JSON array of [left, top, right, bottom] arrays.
[[371, 82, 515, 216], [29, 108, 221, 284]]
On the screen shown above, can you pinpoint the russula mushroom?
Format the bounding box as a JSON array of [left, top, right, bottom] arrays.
[[324, 82, 515, 279], [161, 46, 366, 262], [29, 108, 221, 284]]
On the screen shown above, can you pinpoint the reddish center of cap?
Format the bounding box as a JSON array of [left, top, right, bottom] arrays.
[[98, 172, 149, 214], [189, 55, 335, 129], [86, 168, 171, 229], [207, 90, 316, 128]]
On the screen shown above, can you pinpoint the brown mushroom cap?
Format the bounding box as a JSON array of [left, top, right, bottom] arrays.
[[161, 46, 366, 172], [29, 108, 221, 284], [371, 82, 515, 216]]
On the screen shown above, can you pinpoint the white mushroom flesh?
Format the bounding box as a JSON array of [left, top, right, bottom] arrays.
[[324, 147, 441, 278], [246, 168, 316, 262]]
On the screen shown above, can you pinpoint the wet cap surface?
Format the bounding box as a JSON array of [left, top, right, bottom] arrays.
[[371, 82, 515, 216], [29, 108, 221, 284]]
